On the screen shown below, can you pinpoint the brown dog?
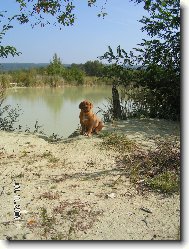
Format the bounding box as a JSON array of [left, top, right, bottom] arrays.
[[79, 100, 104, 137]]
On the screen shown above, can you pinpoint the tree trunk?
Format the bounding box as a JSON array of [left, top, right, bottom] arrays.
[[112, 84, 122, 119]]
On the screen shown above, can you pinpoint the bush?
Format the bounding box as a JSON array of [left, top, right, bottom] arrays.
[[0, 96, 21, 131], [63, 67, 84, 85], [102, 85, 180, 121], [0, 74, 12, 88]]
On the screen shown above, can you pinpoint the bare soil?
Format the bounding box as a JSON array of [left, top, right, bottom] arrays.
[[0, 118, 180, 240]]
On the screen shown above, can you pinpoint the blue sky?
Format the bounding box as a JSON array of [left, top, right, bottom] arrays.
[[0, 0, 148, 64]]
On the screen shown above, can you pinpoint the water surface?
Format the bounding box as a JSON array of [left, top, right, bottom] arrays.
[[4, 86, 112, 138]]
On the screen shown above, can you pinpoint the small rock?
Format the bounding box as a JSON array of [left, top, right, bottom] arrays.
[[105, 193, 116, 199], [88, 192, 93, 195]]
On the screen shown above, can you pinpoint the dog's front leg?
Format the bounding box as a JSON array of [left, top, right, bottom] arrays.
[[84, 125, 93, 137], [80, 123, 86, 135]]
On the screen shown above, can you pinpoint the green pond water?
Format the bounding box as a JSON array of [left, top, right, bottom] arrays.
[[4, 86, 112, 138]]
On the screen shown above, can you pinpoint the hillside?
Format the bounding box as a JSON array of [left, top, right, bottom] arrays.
[[0, 63, 71, 71], [0, 120, 180, 240]]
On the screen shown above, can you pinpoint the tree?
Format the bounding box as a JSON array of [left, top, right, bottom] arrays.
[[0, 12, 21, 58], [84, 60, 104, 77], [65, 67, 85, 85], [135, 0, 180, 73], [47, 53, 63, 75], [135, 0, 180, 120], [100, 0, 180, 120], [15, 0, 108, 27]]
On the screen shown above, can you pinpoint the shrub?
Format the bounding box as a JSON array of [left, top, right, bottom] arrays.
[[0, 90, 21, 131], [0, 74, 11, 88]]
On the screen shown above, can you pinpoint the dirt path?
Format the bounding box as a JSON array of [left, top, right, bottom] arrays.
[[0, 120, 180, 240]]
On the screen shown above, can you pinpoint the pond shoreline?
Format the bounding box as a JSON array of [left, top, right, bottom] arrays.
[[6, 83, 112, 90]]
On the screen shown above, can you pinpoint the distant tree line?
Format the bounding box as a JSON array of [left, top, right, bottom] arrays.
[[70, 60, 104, 77], [0, 54, 112, 87]]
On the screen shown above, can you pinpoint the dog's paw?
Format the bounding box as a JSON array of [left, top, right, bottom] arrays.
[[84, 132, 92, 137]]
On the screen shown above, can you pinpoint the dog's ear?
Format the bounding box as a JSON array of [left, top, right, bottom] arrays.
[[79, 102, 83, 109]]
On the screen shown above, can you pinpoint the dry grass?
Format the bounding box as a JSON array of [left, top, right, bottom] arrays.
[[101, 132, 180, 194]]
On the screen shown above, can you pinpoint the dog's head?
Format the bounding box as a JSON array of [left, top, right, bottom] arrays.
[[79, 100, 93, 113]]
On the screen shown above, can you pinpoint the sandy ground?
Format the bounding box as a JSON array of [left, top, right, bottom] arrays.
[[0, 119, 180, 240]]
